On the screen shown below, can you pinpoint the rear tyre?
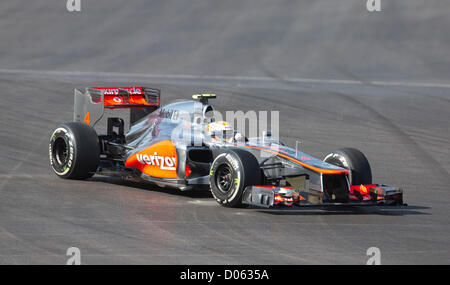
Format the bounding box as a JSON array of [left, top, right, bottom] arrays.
[[209, 149, 261, 207], [323, 148, 372, 185], [49, 122, 100, 179]]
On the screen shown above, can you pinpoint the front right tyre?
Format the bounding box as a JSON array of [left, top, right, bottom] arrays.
[[49, 122, 100, 179], [323, 147, 372, 185]]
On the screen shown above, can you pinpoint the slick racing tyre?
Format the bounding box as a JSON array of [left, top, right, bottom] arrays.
[[49, 122, 100, 179], [209, 149, 261, 207], [323, 148, 372, 185]]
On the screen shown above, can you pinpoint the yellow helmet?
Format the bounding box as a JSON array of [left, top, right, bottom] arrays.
[[205, 121, 235, 142]]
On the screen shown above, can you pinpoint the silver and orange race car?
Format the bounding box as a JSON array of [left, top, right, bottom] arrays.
[[48, 87, 404, 208]]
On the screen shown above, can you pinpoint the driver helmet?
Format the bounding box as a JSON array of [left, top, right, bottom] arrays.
[[205, 121, 241, 143]]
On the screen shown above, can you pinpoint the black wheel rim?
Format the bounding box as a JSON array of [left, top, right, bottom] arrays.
[[53, 137, 69, 167], [216, 164, 233, 193]]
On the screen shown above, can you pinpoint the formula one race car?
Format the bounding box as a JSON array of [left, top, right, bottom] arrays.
[[49, 87, 404, 208]]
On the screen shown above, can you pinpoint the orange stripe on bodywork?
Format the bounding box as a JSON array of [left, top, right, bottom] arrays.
[[240, 144, 349, 175]]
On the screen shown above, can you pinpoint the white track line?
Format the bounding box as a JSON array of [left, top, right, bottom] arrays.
[[1, 68, 450, 89]]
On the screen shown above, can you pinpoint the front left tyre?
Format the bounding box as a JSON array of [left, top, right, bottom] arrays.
[[209, 149, 261, 207], [49, 122, 100, 179]]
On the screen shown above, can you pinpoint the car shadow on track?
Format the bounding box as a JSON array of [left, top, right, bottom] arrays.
[[88, 177, 428, 215], [89, 176, 213, 199], [255, 205, 430, 216]]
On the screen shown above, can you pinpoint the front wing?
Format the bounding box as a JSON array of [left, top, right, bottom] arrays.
[[242, 184, 404, 208]]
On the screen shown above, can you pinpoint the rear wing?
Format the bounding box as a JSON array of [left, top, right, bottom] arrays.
[[74, 87, 160, 126]]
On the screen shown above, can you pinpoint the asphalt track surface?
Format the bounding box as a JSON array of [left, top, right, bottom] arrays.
[[0, 0, 449, 264]]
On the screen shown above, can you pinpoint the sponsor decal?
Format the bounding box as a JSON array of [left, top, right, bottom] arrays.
[[89, 86, 154, 107], [125, 140, 178, 178], [136, 153, 176, 171], [225, 153, 239, 171], [103, 89, 118, 95], [101, 87, 142, 95], [49, 127, 74, 176]]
